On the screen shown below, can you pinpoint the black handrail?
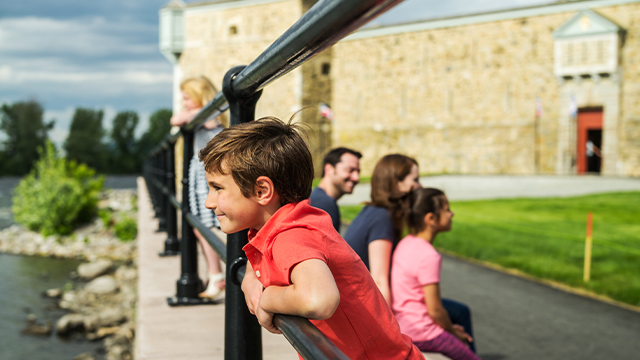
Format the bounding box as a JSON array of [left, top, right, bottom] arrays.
[[145, 0, 405, 359], [231, 0, 404, 98]]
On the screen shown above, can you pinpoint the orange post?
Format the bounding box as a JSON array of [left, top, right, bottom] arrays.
[[584, 212, 593, 282]]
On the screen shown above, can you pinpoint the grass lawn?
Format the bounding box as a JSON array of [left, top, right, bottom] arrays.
[[340, 192, 640, 307]]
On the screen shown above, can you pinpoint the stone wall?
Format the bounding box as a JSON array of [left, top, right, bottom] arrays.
[[178, 1, 640, 177], [332, 13, 569, 175], [597, 4, 640, 177], [180, 0, 303, 121], [331, 3, 640, 176]]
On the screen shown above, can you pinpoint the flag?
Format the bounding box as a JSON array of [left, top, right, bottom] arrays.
[[319, 103, 334, 121], [569, 95, 578, 118], [535, 96, 543, 117]]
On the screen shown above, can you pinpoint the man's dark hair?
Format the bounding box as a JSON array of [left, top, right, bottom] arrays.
[[321, 147, 362, 177]]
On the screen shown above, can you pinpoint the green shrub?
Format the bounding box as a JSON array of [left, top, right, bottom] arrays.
[[114, 217, 137, 242], [12, 141, 104, 236], [99, 209, 114, 228]]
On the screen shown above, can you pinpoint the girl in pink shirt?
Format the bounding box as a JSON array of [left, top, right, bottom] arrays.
[[391, 188, 481, 360]]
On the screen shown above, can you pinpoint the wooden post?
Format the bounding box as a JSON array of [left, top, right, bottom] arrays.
[[584, 212, 593, 282]]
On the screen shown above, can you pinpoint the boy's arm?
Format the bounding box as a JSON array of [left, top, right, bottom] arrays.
[[423, 283, 473, 345], [257, 259, 340, 333], [241, 261, 264, 315]]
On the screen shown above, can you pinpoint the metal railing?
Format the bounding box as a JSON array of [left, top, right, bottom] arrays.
[[144, 0, 404, 359]]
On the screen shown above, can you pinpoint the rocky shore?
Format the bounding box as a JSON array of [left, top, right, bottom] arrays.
[[1, 189, 138, 360]]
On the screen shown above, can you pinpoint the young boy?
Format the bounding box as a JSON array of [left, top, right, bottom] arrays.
[[199, 117, 422, 360]]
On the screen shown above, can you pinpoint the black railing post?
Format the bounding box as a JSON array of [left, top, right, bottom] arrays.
[[223, 65, 263, 360], [152, 153, 162, 221], [146, 156, 155, 212], [168, 127, 203, 304], [160, 141, 180, 256], [156, 148, 167, 232]]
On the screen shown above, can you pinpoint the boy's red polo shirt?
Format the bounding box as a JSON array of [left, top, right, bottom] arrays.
[[244, 200, 422, 360]]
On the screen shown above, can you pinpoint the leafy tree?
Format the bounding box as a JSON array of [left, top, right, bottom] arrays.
[[0, 100, 54, 175], [106, 111, 140, 173], [138, 108, 172, 157], [64, 108, 106, 171]]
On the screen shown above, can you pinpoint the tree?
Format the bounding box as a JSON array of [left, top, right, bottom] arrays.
[[106, 111, 140, 173], [138, 108, 172, 157], [64, 108, 106, 172], [0, 100, 54, 175]]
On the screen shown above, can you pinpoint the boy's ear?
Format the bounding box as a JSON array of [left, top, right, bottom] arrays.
[[254, 176, 277, 205]]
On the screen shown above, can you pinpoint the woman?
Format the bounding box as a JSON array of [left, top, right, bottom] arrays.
[[343, 154, 421, 306], [171, 76, 228, 299]]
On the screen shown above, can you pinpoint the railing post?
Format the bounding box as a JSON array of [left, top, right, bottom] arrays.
[[152, 153, 162, 222], [222, 65, 263, 360], [156, 147, 167, 232], [167, 127, 203, 305], [160, 141, 180, 256]]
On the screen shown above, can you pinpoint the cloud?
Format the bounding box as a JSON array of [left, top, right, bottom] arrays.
[[0, 14, 173, 141], [1, 67, 172, 85], [0, 16, 158, 59]]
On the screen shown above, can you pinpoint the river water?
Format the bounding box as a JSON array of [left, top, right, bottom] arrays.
[[0, 175, 138, 359]]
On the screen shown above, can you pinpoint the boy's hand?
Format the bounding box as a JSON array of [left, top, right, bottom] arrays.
[[256, 301, 281, 334], [241, 264, 264, 315]]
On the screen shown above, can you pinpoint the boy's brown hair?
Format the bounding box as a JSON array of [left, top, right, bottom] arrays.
[[198, 116, 314, 204]]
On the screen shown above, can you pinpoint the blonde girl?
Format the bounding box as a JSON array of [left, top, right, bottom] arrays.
[[171, 76, 227, 299]]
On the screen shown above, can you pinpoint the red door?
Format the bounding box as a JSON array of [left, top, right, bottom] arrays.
[[577, 110, 603, 174]]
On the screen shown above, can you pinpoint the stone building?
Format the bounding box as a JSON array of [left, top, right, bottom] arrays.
[[167, 0, 640, 177]]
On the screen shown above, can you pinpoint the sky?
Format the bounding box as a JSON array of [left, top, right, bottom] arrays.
[[0, 0, 555, 148]]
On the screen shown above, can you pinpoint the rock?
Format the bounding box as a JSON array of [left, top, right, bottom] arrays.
[[21, 321, 52, 336], [56, 314, 85, 335], [73, 353, 96, 360], [118, 322, 135, 340], [98, 308, 126, 327], [104, 332, 130, 348], [115, 266, 137, 282], [96, 326, 120, 338], [78, 259, 113, 280], [83, 315, 99, 333], [85, 276, 118, 294], [59, 291, 77, 309], [106, 345, 127, 360], [45, 288, 62, 298]]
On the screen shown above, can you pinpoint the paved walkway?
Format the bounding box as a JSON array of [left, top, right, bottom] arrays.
[[339, 175, 640, 205], [441, 255, 640, 360]]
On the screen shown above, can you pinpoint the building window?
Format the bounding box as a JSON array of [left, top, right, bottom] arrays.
[[229, 25, 238, 35], [321, 62, 330, 75]]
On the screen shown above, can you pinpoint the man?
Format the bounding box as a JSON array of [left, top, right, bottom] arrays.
[[310, 147, 362, 233]]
